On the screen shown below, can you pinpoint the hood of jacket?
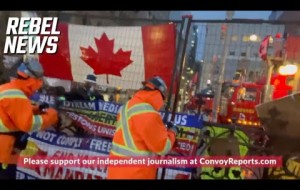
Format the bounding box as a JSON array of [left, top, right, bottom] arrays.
[[131, 90, 164, 111], [11, 78, 43, 97]]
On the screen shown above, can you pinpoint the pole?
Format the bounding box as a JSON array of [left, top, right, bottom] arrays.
[[212, 11, 234, 123], [196, 61, 203, 94], [197, 61, 203, 114], [164, 18, 185, 123], [160, 15, 192, 180], [171, 16, 192, 121], [245, 44, 251, 82], [263, 61, 274, 103]]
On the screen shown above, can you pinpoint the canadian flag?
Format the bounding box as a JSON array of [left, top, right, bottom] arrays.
[[39, 23, 176, 90], [258, 35, 270, 62]]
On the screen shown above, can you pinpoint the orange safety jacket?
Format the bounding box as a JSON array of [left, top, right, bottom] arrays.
[[107, 92, 176, 179], [0, 81, 56, 165]]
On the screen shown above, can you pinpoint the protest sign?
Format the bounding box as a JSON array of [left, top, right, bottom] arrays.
[[17, 94, 204, 179]]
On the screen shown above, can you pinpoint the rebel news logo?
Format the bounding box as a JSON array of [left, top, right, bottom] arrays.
[[3, 17, 60, 54]]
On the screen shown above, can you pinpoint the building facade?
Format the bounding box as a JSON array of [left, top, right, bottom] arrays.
[[269, 11, 300, 36], [41, 11, 171, 26], [200, 20, 285, 90]]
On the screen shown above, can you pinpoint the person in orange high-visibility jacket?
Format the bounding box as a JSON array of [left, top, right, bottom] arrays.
[[0, 59, 58, 179], [107, 76, 178, 179]]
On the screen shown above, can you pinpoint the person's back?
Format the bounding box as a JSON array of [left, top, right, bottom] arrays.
[[107, 76, 178, 179], [64, 86, 84, 101], [0, 60, 58, 179]]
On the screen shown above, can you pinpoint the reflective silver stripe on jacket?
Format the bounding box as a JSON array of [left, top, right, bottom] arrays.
[[111, 143, 153, 157]]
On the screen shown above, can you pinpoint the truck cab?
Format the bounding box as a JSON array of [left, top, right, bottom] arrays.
[[219, 83, 263, 127]]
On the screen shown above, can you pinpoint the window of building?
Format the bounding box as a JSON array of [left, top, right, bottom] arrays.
[[253, 53, 259, 57], [148, 12, 153, 19], [241, 52, 247, 57], [243, 35, 249, 42], [231, 35, 238, 41], [242, 35, 261, 43], [229, 51, 235, 56], [256, 36, 262, 42]]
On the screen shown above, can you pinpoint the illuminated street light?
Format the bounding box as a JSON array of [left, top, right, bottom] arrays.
[[182, 76, 185, 80], [278, 64, 298, 75], [190, 70, 194, 74], [187, 67, 191, 70], [249, 34, 258, 42]]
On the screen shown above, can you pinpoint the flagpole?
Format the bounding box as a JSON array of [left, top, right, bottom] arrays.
[[212, 11, 234, 123], [171, 15, 192, 121], [160, 15, 192, 180], [258, 35, 272, 103], [160, 16, 185, 180], [164, 17, 185, 123], [263, 60, 274, 103]]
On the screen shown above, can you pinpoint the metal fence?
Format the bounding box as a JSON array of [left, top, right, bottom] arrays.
[[173, 19, 300, 113], [2, 12, 300, 180]]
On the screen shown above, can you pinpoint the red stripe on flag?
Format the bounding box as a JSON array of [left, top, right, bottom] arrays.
[[141, 24, 176, 90], [39, 23, 73, 80]]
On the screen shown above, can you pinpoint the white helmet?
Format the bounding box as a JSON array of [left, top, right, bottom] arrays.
[[17, 59, 44, 79]]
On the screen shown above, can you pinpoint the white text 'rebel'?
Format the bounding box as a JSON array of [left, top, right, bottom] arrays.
[[3, 17, 60, 54]]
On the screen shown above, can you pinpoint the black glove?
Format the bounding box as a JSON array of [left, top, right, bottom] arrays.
[[38, 102, 50, 111], [54, 114, 63, 132], [12, 132, 29, 151], [166, 121, 178, 136]]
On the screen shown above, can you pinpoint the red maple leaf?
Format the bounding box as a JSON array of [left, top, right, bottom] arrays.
[[80, 33, 133, 83]]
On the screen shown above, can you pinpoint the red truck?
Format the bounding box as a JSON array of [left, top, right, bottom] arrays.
[[218, 82, 264, 127], [198, 72, 294, 127]]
